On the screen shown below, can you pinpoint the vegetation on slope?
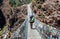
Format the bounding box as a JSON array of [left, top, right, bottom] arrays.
[[9, 0, 31, 7]]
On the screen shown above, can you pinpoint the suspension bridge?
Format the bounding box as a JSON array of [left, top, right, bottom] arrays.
[[3, 4, 60, 39]]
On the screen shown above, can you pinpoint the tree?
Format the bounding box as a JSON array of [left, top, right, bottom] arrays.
[[9, 0, 16, 7]]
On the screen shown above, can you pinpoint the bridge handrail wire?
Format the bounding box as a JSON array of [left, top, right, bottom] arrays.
[[35, 19, 60, 39], [10, 17, 28, 39]]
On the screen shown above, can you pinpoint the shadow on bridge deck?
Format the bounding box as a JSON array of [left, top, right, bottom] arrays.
[[27, 20, 46, 39]]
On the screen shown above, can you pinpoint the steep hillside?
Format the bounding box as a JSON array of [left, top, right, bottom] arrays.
[[32, 0, 60, 29], [0, 0, 31, 36]]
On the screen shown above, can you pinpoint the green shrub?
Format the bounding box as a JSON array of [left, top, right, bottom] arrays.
[[26, 0, 31, 4], [9, 0, 31, 7], [9, 0, 20, 7]]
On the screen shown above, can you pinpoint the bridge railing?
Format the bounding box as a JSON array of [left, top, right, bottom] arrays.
[[34, 19, 60, 39], [10, 17, 28, 39]]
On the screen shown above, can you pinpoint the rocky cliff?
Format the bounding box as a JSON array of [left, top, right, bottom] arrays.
[[32, 0, 60, 29], [0, 0, 31, 31]]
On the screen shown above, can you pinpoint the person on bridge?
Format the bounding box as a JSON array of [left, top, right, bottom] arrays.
[[30, 15, 35, 29]]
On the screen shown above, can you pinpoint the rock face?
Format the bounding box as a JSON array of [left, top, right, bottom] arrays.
[[32, 0, 60, 29], [0, 0, 28, 31]]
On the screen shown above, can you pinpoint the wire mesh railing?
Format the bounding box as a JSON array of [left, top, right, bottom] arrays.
[[34, 19, 60, 39], [10, 18, 28, 39]]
